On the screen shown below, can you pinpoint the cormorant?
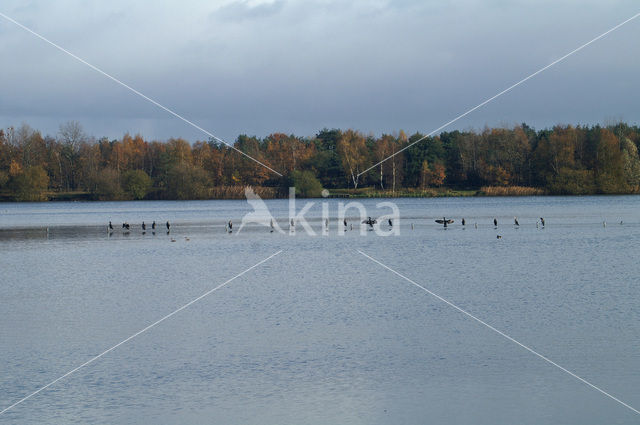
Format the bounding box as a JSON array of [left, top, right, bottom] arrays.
[[514, 217, 519, 226], [435, 217, 454, 228], [142, 221, 146, 231], [343, 218, 347, 227], [109, 221, 113, 230], [493, 218, 498, 227], [496, 235, 502, 239], [362, 217, 377, 228], [228, 220, 233, 230], [388, 218, 393, 227], [461, 218, 466, 226], [152, 221, 156, 230], [166, 221, 170, 233], [540, 217, 545, 227]]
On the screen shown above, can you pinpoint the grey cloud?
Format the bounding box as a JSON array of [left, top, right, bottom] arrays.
[[212, 0, 286, 22], [0, 0, 638, 143]]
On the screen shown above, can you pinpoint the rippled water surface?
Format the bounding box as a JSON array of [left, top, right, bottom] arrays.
[[1, 196, 639, 424]]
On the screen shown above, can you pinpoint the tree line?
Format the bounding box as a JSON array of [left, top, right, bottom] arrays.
[[0, 121, 639, 201]]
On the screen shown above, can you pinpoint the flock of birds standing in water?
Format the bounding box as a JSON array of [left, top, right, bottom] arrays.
[[110, 220, 170, 234], [107, 216, 557, 240], [431, 216, 546, 239], [109, 219, 233, 242], [110, 219, 175, 240]]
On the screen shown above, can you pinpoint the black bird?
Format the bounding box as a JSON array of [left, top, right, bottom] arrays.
[[514, 217, 519, 226], [228, 220, 233, 233], [152, 221, 156, 230], [496, 235, 502, 239], [109, 221, 113, 230], [142, 221, 146, 231], [343, 218, 347, 227], [461, 218, 466, 226], [388, 218, 393, 227], [166, 221, 170, 232], [540, 217, 545, 227], [435, 217, 454, 228], [493, 218, 498, 227], [362, 217, 377, 228], [122, 222, 130, 230]]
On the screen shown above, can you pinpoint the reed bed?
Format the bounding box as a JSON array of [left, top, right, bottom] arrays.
[[479, 186, 546, 196], [208, 185, 286, 199]]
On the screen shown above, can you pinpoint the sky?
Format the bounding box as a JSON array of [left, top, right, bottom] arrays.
[[0, 0, 638, 143]]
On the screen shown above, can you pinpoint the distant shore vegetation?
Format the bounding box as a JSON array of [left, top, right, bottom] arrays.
[[0, 121, 639, 201]]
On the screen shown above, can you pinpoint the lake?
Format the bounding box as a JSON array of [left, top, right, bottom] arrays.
[[1, 196, 639, 424]]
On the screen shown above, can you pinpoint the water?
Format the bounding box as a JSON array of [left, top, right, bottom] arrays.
[[1, 196, 639, 424]]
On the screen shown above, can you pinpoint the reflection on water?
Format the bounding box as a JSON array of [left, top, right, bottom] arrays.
[[1, 196, 639, 425]]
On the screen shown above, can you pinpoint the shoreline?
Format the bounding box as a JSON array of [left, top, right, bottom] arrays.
[[1, 186, 639, 202]]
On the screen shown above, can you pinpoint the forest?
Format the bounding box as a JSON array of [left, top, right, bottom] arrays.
[[0, 121, 639, 201]]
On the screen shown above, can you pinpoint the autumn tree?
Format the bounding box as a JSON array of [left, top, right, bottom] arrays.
[[166, 138, 193, 167], [310, 129, 344, 188], [193, 140, 225, 186], [595, 129, 626, 193], [77, 142, 102, 193], [166, 163, 210, 200], [291, 170, 323, 197], [123, 169, 152, 200], [233, 135, 271, 185], [0, 130, 11, 189], [337, 130, 369, 188], [621, 137, 640, 190], [405, 133, 444, 188], [57, 121, 87, 191], [263, 133, 315, 176], [91, 168, 123, 200], [370, 133, 406, 191], [533, 125, 577, 185], [10, 165, 49, 201], [420, 160, 446, 187], [373, 135, 391, 189]]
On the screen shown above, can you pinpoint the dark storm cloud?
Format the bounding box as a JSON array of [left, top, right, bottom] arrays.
[[0, 0, 638, 142]]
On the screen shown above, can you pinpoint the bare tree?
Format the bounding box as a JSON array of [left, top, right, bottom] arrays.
[[57, 121, 87, 190], [58, 121, 86, 151]]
